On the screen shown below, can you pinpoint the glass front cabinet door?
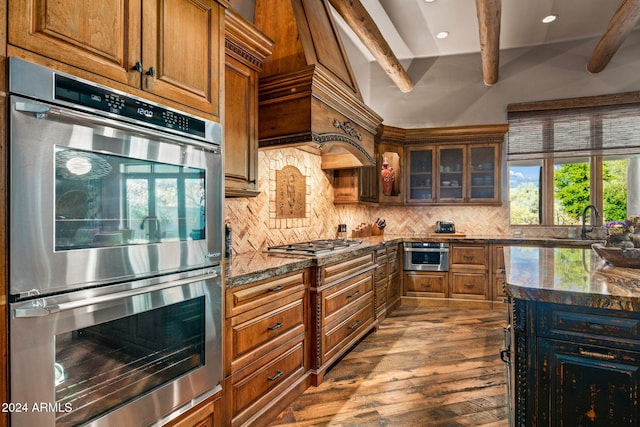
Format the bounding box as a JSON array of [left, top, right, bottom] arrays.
[[406, 142, 501, 205], [468, 144, 500, 203], [437, 146, 465, 202], [407, 147, 435, 203]]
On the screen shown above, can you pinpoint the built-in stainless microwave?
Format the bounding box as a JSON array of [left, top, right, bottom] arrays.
[[403, 242, 450, 271]]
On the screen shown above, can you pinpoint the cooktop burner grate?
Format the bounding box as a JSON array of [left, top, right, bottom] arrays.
[[267, 239, 363, 255]]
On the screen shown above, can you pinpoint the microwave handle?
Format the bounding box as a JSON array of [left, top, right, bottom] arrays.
[[14, 270, 220, 318]]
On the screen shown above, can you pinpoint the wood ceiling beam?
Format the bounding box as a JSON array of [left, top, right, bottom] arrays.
[[587, 0, 640, 73], [327, 0, 414, 93], [475, 0, 501, 86]]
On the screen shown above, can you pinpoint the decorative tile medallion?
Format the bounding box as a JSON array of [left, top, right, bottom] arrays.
[[276, 165, 306, 218]]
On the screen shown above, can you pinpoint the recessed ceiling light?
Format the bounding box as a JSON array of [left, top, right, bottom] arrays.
[[424, 0, 436, 3], [436, 31, 449, 39], [542, 15, 557, 24]]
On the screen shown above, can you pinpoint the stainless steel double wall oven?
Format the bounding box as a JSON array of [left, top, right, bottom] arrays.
[[8, 58, 223, 427]]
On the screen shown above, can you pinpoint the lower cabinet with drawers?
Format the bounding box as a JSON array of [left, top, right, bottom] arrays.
[[386, 243, 402, 313], [512, 299, 640, 426], [403, 242, 492, 307], [309, 252, 377, 385], [374, 247, 389, 321], [224, 270, 311, 427]]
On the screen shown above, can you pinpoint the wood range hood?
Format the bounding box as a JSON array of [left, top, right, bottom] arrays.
[[254, 0, 383, 169]]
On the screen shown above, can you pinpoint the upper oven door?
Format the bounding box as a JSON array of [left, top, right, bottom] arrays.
[[9, 95, 223, 298]]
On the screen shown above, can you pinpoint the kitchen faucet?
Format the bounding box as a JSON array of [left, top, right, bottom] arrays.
[[581, 205, 599, 239]]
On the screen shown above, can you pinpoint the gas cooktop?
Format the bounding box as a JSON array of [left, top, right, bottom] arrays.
[[267, 239, 363, 256]]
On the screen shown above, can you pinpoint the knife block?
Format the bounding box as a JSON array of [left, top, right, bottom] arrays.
[[372, 223, 385, 236]]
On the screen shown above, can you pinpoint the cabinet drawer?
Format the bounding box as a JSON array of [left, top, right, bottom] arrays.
[[387, 274, 401, 302], [450, 272, 488, 299], [538, 303, 640, 349], [230, 340, 306, 418], [229, 295, 305, 367], [375, 282, 387, 309], [375, 263, 387, 282], [322, 299, 373, 363], [323, 271, 373, 325], [321, 253, 375, 286], [389, 253, 400, 276], [404, 271, 447, 298], [450, 245, 488, 270], [226, 270, 307, 318]]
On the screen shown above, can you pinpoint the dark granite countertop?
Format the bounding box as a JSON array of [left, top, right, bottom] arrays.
[[505, 245, 640, 311], [223, 236, 603, 288]]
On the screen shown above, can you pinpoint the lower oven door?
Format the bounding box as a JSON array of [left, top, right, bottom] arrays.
[[9, 269, 222, 427]]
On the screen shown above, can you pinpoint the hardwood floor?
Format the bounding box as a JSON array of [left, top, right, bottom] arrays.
[[269, 305, 510, 427]]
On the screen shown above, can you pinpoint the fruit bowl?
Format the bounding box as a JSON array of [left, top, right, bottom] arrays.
[[592, 243, 640, 268]]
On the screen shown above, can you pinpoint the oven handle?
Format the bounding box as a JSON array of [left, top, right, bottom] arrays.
[[13, 270, 220, 318], [403, 248, 449, 253]]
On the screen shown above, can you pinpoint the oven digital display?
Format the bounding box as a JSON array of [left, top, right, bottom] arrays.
[[54, 74, 206, 138]]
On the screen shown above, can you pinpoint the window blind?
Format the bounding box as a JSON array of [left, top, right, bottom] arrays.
[[507, 103, 640, 160]]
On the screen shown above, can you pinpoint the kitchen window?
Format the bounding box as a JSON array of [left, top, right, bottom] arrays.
[[507, 94, 640, 226]]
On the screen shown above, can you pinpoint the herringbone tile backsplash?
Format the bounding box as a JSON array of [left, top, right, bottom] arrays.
[[224, 148, 512, 255]]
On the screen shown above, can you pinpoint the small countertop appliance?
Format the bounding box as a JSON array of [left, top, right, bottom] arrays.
[[435, 221, 456, 234]]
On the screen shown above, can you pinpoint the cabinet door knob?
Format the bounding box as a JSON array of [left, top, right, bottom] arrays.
[[132, 61, 143, 73], [146, 67, 156, 77]]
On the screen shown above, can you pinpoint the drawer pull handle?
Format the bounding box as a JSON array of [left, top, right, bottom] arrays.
[[579, 348, 616, 360], [499, 269, 506, 274], [268, 322, 283, 331], [422, 283, 432, 288], [464, 283, 475, 288], [588, 323, 605, 331], [348, 320, 361, 330], [269, 285, 284, 292], [267, 370, 284, 381], [464, 255, 474, 260], [347, 290, 361, 299]]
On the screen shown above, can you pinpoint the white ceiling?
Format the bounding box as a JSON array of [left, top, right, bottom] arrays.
[[336, 0, 625, 63], [329, 0, 640, 128]]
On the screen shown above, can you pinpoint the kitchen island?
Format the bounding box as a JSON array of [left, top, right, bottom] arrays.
[[504, 245, 640, 426]]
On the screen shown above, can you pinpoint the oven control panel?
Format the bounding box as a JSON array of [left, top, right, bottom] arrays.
[[54, 74, 206, 138]]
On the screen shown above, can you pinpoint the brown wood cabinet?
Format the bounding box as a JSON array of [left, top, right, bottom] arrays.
[[386, 244, 402, 313], [491, 244, 508, 302], [406, 141, 502, 205], [310, 252, 376, 385], [449, 244, 489, 301], [224, 10, 273, 197], [8, 0, 226, 117], [403, 242, 496, 307], [333, 169, 360, 204], [374, 247, 388, 321], [165, 395, 222, 427], [224, 270, 310, 427], [403, 271, 447, 299]]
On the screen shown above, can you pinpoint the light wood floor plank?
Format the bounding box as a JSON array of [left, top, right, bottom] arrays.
[[269, 305, 509, 426]]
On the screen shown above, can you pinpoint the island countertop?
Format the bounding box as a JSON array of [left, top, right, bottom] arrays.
[[505, 245, 640, 311]]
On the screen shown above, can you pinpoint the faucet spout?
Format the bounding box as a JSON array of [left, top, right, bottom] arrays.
[[581, 205, 599, 239]]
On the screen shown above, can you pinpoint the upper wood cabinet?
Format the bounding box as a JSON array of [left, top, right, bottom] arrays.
[[403, 124, 507, 205], [8, 0, 227, 118], [224, 9, 273, 197]]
